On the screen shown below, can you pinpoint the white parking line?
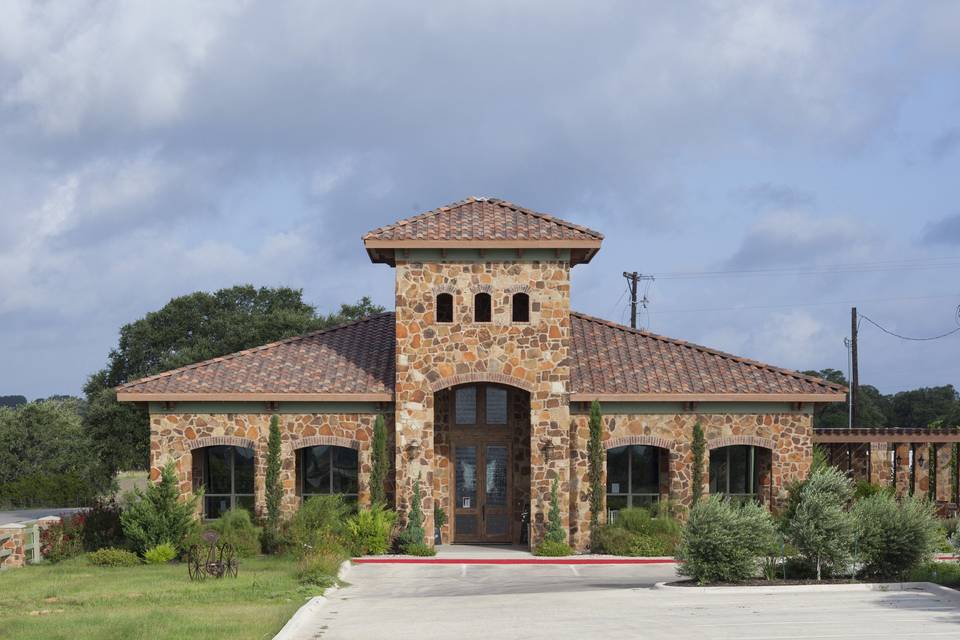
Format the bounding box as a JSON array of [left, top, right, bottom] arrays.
[[569, 565, 580, 577]]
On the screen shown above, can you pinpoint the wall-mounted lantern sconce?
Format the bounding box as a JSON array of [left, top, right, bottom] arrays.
[[540, 438, 554, 461], [405, 439, 422, 459], [895, 455, 902, 467], [917, 454, 926, 468]]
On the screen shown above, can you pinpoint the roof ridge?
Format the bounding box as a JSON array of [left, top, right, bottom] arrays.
[[570, 311, 847, 392], [116, 311, 396, 392], [362, 196, 604, 240]]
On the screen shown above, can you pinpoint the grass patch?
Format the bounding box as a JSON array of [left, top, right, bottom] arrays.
[[0, 555, 323, 640]]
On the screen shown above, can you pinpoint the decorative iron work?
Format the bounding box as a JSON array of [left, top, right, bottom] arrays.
[[187, 530, 238, 581]]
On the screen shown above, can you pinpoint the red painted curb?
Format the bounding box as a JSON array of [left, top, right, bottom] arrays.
[[352, 557, 677, 565]]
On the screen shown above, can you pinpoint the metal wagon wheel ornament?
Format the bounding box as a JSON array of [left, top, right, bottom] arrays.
[[187, 530, 240, 581]]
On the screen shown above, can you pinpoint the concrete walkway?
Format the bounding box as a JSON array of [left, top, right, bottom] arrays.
[[291, 563, 960, 640]]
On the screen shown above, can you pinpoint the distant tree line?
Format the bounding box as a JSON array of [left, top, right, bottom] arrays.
[[0, 285, 383, 508], [804, 368, 960, 429]]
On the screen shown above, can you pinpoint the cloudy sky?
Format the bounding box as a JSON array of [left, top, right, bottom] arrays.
[[2, 1, 959, 400]]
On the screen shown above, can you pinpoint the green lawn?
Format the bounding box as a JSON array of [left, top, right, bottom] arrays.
[[0, 555, 323, 640]]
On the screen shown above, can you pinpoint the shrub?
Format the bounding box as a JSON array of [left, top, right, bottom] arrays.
[[263, 415, 282, 553], [587, 400, 604, 549], [88, 547, 140, 567], [597, 526, 635, 555], [544, 477, 566, 544], [535, 539, 573, 557], [854, 493, 939, 579], [853, 481, 893, 501], [289, 495, 351, 558], [434, 505, 447, 541], [785, 467, 854, 581], [144, 542, 177, 564], [210, 508, 262, 557], [597, 507, 681, 556], [346, 504, 397, 556], [40, 518, 83, 563], [296, 549, 345, 587], [404, 542, 437, 557], [677, 496, 778, 584], [121, 462, 200, 554], [397, 475, 426, 552], [691, 423, 705, 504], [909, 561, 960, 587], [80, 499, 126, 551]]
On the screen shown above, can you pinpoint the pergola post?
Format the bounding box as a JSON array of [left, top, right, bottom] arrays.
[[936, 443, 953, 503], [869, 442, 890, 486], [914, 444, 931, 498], [894, 443, 911, 498]]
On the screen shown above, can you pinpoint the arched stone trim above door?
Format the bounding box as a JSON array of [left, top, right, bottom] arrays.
[[604, 435, 674, 450], [291, 435, 361, 450], [428, 371, 535, 393], [186, 435, 256, 451], [707, 435, 775, 451]]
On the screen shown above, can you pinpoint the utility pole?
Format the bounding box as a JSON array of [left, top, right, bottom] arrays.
[[623, 272, 639, 329], [850, 306, 859, 429]]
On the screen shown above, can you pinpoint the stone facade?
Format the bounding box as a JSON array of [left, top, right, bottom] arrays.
[[568, 410, 813, 550], [150, 411, 391, 516], [393, 257, 571, 546]]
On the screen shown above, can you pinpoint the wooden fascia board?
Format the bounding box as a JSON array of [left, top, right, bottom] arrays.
[[569, 392, 847, 403], [363, 239, 602, 250], [117, 392, 394, 403], [814, 433, 960, 444]]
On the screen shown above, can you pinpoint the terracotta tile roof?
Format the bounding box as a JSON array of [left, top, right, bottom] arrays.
[[363, 197, 603, 266], [569, 312, 846, 400], [117, 311, 845, 402], [115, 313, 395, 401]]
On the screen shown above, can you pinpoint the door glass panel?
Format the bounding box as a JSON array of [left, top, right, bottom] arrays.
[[485, 388, 508, 424], [455, 446, 477, 509], [485, 445, 508, 507], [234, 447, 255, 494], [455, 387, 477, 424], [456, 515, 478, 535], [486, 513, 509, 536]]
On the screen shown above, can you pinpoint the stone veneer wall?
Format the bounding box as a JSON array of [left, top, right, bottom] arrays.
[[568, 410, 813, 550], [150, 411, 392, 517], [394, 257, 571, 545]]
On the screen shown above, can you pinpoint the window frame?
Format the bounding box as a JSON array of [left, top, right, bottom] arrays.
[[202, 445, 255, 520], [299, 445, 359, 502], [473, 292, 492, 323], [436, 292, 454, 323], [451, 384, 512, 429], [709, 445, 760, 501], [605, 445, 662, 518], [511, 292, 530, 323]]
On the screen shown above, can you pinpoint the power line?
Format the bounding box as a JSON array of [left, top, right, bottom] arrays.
[[858, 305, 960, 341], [645, 293, 960, 316], [653, 257, 960, 280]]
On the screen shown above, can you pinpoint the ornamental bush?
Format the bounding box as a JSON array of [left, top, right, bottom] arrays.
[[397, 475, 426, 552], [597, 507, 681, 556], [88, 547, 140, 567], [289, 495, 351, 558], [404, 542, 438, 557], [210, 508, 262, 557], [79, 499, 126, 551], [40, 518, 83, 563], [263, 415, 283, 553], [144, 542, 177, 564], [677, 496, 778, 584], [854, 493, 939, 579], [545, 477, 566, 544], [121, 462, 200, 555], [296, 550, 344, 588], [534, 539, 573, 557], [785, 466, 854, 581], [346, 504, 397, 556]]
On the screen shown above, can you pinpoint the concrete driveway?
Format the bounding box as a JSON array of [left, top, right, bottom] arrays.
[[298, 563, 960, 640]]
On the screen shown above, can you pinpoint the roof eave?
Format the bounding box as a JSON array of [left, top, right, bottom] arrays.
[[116, 392, 395, 403], [363, 238, 603, 266], [568, 392, 847, 403]]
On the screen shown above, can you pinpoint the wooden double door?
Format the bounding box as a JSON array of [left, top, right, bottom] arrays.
[[449, 383, 514, 544]]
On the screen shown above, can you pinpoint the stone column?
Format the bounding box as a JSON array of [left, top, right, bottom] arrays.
[[0, 523, 27, 569], [915, 444, 931, 498], [936, 443, 953, 503], [869, 443, 891, 487], [894, 443, 911, 498]]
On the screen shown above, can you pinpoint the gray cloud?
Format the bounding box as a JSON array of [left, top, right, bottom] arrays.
[[930, 128, 960, 161], [923, 213, 960, 244], [733, 183, 817, 212]]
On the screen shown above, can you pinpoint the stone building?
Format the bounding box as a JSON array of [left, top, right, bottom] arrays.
[[118, 197, 846, 550]]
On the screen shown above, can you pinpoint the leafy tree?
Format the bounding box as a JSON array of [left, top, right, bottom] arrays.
[[786, 467, 855, 580], [0, 395, 26, 408], [0, 400, 111, 507], [83, 286, 383, 475], [691, 422, 706, 504], [263, 414, 282, 551], [120, 462, 200, 554], [854, 494, 938, 579], [370, 414, 389, 506], [889, 385, 960, 428], [587, 400, 604, 550]]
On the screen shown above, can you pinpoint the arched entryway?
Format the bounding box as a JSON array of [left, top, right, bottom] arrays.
[[434, 382, 531, 544]]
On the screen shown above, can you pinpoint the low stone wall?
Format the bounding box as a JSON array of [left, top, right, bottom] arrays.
[[0, 516, 61, 569]]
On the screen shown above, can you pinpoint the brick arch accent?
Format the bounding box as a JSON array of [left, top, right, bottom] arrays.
[[506, 284, 532, 295], [707, 435, 776, 451], [433, 283, 457, 295], [186, 435, 256, 451], [429, 371, 535, 393], [604, 434, 674, 451], [291, 435, 361, 451], [472, 284, 494, 295]]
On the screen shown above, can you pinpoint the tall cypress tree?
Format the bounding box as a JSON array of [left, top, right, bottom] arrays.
[[264, 414, 282, 550], [587, 400, 604, 550], [691, 422, 706, 505], [370, 414, 388, 506]]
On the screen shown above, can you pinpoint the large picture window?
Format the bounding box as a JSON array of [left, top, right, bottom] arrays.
[[201, 445, 255, 519], [709, 445, 761, 500], [606, 445, 661, 513], [300, 445, 359, 501]]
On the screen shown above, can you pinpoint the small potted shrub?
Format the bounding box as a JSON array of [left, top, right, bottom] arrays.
[[434, 505, 447, 545]]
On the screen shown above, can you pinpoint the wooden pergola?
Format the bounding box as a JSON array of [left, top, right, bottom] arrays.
[[813, 427, 960, 508]]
